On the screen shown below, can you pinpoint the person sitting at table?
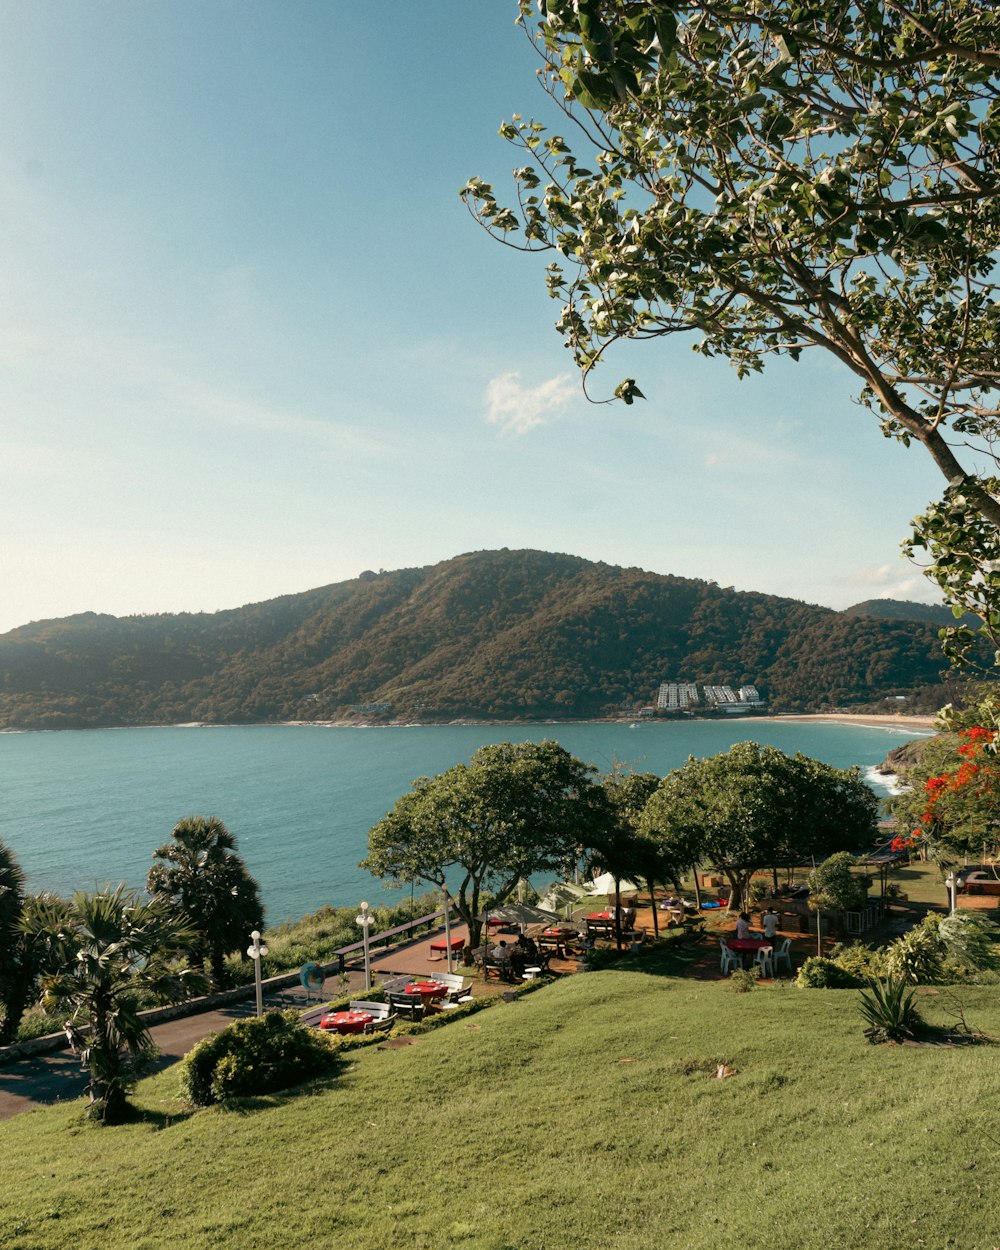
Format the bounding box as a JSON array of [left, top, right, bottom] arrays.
[[762, 908, 779, 941], [621, 902, 637, 932], [490, 939, 515, 980], [735, 912, 752, 940], [516, 932, 538, 961], [508, 944, 528, 980]]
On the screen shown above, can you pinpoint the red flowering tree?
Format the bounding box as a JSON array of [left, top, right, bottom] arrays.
[[898, 727, 1000, 859]]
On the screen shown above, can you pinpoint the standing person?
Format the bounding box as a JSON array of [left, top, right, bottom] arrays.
[[762, 908, 779, 942]]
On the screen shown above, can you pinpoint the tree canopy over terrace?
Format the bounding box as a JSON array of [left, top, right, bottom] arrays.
[[362, 739, 604, 946], [640, 741, 879, 908], [463, 2, 1000, 660]]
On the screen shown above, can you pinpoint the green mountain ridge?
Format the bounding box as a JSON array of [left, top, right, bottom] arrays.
[[0, 549, 954, 729]]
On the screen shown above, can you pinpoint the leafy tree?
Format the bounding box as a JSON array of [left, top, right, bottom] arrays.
[[23, 885, 205, 1122], [464, 3, 1000, 655], [147, 816, 263, 988], [807, 849, 868, 955], [807, 852, 868, 914], [362, 740, 603, 947], [639, 742, 878, 909]]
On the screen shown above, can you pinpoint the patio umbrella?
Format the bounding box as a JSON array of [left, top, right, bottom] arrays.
[[478, 902, 563, 927]]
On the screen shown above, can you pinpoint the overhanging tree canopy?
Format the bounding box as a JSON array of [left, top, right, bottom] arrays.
[[362, 740, 603, 946], [464, 2, 1000, 658], [640, 741, 879, 908]]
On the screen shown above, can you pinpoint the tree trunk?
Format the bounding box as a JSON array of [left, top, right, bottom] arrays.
[[646, 877, 659, 937], [613, 880, 622, 952]]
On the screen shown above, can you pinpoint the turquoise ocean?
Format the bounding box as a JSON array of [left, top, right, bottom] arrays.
[[0, 720, 931, 925]]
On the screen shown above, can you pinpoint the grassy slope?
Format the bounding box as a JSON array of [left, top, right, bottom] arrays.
[[2, 971, 999, 1250]]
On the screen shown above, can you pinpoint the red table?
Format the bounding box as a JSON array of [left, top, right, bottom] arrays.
[[728, 938, 772, 970], [319, 1010, 374, 1035], [405, 980, 448, 1007], [586, 912, 613, 921], [430, 935, 465, 959]]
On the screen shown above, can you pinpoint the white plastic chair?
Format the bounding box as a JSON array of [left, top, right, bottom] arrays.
[[754, 945, 773, 978], [772, 938, 793, 974], [719, 939, 741, 974]]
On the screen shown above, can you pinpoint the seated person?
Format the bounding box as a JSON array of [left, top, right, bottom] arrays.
[[516, 932, 538, 960], [735, 912, 752, 940], [621, 904, 637, 932], [762, 908, 779, 941], [508, 945, 528, 979]]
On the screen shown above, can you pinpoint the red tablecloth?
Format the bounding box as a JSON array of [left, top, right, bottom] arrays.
[[320, 1010, 373, 1035], [586, 912, 613, 921], [728, 938, 771, 953], [405, 980, 447, 1003]]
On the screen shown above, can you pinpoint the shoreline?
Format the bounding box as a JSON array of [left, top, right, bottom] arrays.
[[768, 712, 937, 731], [2, 712, 941, 734]]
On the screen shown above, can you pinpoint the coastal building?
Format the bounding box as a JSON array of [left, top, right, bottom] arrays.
[[657, 682, 700, 711], [654, 680, 766, 714]]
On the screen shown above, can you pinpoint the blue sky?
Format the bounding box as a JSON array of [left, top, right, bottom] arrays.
[[0, 1, 949, 634]]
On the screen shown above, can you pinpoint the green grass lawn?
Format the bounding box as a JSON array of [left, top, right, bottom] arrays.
[[2, 968, 999, 1250]]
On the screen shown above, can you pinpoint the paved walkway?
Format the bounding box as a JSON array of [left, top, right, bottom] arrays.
[[0, 922, 523, 1123]]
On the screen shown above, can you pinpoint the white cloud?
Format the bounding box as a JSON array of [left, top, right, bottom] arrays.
[[485, 371, 575, 435], [834, 562, 941, 605]]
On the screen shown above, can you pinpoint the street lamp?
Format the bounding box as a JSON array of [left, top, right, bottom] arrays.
[[356, 900, 373, 990], [945, 873, 957, 914], [247, 929, 269, 1017], [442, 886, 453, 974]]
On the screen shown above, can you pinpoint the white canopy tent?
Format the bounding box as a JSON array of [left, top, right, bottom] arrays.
[[585, 872, 642, 896]]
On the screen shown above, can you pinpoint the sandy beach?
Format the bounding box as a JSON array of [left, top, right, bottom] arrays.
[[772, 711, 938, 731]]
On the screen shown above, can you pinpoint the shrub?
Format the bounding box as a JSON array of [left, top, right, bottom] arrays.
[[858, 978, 924, 1044], [729, 968, 758, 993], [180, 1009, 341, 1106], [937, 911, 1000, 974], [795, 956, 863, 989], [828, 942, 889, 983], [885, 917, 944, 984]]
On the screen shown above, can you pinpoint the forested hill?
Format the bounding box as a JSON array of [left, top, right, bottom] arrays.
[[0, 549, 952, 729], [842, 598, 974, 626]]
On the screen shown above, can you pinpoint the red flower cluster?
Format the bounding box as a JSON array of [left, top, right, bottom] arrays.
[[918, 725, 999, 835], [957, 725, 996, 759]]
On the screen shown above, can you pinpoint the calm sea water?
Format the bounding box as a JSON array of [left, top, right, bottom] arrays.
[[0, 720, 929, 924]]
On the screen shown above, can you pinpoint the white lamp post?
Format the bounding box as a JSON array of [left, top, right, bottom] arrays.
[[442, 886, 453, 974], [946, 873, 957, 914], [247, 929, 269, 1017], [356, 900, 373, 990]]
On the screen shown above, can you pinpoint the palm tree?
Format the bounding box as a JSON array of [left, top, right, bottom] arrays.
[[587, 771, 664, 949], [24, 885, 204, 1122], [0, 839, 26, 1042], [147, 816, 264, 987]]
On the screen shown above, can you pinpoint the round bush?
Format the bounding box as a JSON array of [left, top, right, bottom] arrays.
[[795, 956, 863, 989], [181, 1009, 340, 1106]]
